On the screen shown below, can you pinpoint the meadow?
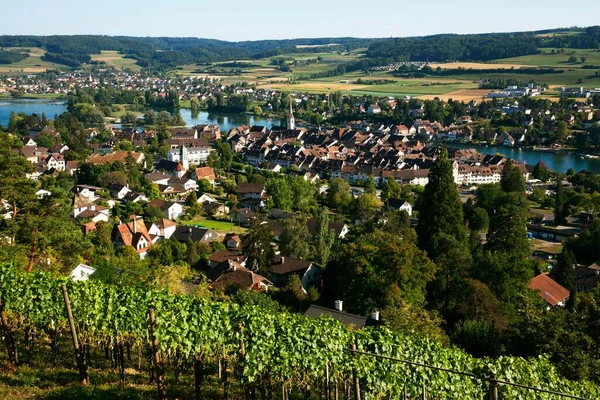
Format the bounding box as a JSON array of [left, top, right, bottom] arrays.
[[90, 50, 141, 71], [0, 47, 63, 74]]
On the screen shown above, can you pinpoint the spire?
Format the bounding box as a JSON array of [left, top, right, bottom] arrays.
[[287, 95, 295, 130]]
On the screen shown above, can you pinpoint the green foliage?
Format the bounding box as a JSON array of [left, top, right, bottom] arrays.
[[417, 149, 466, 260], [244, 221, 275, 276], [265, 175, 317, 213], [278, 217, 311, 260], [554, 180, 570, 225], [500, 159, 526, 194], [328, 229, 436, 314], [326, 178, 352, 211], [0, 265, 599, 399]]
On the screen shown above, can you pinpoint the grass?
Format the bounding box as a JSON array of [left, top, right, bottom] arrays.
[[90, 51, 141, 71], [0, 337, 238, 400], [182, 218, 247, 233], [496, 48, 600, 67], [0, 47, 63, 74]]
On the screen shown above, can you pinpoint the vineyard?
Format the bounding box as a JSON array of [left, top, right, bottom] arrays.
[[0, 264, 598, 400]]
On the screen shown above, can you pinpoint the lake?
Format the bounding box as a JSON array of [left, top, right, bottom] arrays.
[[0, 98, 281, 131], [448, 143, 600, 174], [0, 98, 67, 126]]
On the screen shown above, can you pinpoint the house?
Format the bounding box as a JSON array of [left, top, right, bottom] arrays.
[[148, 200, 184, 221], [203, 201, 230, 217], [575, 263, 600, 292], [69, 264, 96, 281], [123, 192, 149, 203], [529, 274, 570, 310], [75, 209, 110, 223], [231, 208, 257, 226], [196, 192, 218, 204], [387, 198, 413, 216], [268, 209, 296, 220], [110, 185, 132, 200], [36, 189, 51, 199], [73, 185, 103, 200], [367, 104, 382, 115], [44, 154, 65, 171], [503, 134, 516, 147], [270, 256, 321, 292], [147, 219, 177, 240], [171, 226, 220, 244], [145, 172, 172, 186], [303, 303, 367, 330], [113, 217, 153, 258], [210, 267, 273, 292], [208, 250, 247, 269], [235, 183, 266, 199], [224, 233, 243, 251], [306, 219, 349, 239], [194, 167, 216, 185]]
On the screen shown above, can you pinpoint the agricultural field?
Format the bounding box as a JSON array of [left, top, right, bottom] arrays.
[[90, 50, 141, 70], [0, 47, 63, 74], [495, 48, 600, 67]]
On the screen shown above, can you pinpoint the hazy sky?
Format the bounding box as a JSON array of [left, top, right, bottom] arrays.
[[3, 0, 599, 41]]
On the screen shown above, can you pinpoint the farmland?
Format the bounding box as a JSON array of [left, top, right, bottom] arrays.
[[0, 47, 63, 74], [90, 50, 141, 70], [171, 46, 600, 101]]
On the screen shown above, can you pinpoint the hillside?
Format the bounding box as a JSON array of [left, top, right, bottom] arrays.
[[0, 266, 598, 399]]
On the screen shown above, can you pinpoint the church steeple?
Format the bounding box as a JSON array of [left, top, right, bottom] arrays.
[[287, 96, 295, 130]]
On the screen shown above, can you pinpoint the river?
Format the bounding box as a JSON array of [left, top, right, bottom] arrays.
[[448, 143, 600, 174], [0, 98, 281, 131], [1, 99, 598, 173]]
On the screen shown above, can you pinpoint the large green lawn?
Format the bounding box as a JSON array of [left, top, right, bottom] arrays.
[[182, 218, 246, 233], [496, 48, 600, 68]]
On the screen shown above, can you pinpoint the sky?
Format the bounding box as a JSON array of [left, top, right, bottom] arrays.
[[3, 0, 600, 41]]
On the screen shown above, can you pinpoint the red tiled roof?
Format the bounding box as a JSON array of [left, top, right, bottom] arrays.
[[529, 274, 570, 307]]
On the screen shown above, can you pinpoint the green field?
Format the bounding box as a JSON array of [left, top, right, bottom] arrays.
[[496, 48, 600, 68], [182, 218, 246, 233], [90, 50, 141, 71], [0, 47, 63, 74]]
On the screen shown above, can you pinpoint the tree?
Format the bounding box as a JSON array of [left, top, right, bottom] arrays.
[[313, 207, 336, 267], [327, 178, 351, 211], [485, 194, 530, 260], [245, 221, 275, 276], [554, 180, 569, 225], [328, 229, 436, 314], [381, 178, 402, 202], [555, 121, 569, 142], [417, 149, 466, 260], [364, 176, 377, 195], [500, 159, 525, 194], [532, 162, 551, 182], [279, 217, 312, 260], [550, 249, 576, 293], [355, 193, 380, 222]]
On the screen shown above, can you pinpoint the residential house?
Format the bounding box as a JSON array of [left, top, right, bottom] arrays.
[[575, 263, 600, 293], [303, 303, 367, 330], [146, 219, 177, 241], [224, 233, 243, 251], [529, 274, 570, 310], [387, 198, 413, 216], [367, 104, 382, 115], [306, 219, 349, 239], [210, 267, 273, 292], [171, 226, 220, 244], [270, 256, 321, 292], [148, 200, 184, 221], [69, 264, 96, 281], [110, 184, 132, 200], [195, 167, 216, 185], [231, 208, 257, 226], [235, 183, 266, 199], [208, 250, 247, 269], [203, 201, 230, 217], [113, 217, 153, 258]]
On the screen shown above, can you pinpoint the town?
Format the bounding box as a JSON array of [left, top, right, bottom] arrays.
[[2, 17, 600, 400]]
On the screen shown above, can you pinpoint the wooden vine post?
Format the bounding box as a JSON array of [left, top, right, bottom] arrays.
[[0, 299, 18, 366], [148, 309, 167, 400], [61, 284, 89, 385], [351, 343, 361, 400], [490, 373, 499, 400]]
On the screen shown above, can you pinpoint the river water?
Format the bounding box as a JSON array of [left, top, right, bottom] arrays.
[[0, 99, 281, 131], [1, 99, 598, 173]]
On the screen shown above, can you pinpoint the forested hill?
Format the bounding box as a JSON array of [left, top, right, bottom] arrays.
[[0, 26, 598, 69], [0, 35, 375, 69], [366, 26, 600, 62]]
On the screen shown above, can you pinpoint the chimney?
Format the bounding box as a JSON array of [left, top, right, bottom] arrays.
[[371, 310, 380, 321], [133, 218, 137, 234], [334, 300, 343, 311]]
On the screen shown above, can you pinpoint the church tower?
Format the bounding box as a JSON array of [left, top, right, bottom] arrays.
[[287, 96, 295, 130], [179, 145, 189, 170]]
